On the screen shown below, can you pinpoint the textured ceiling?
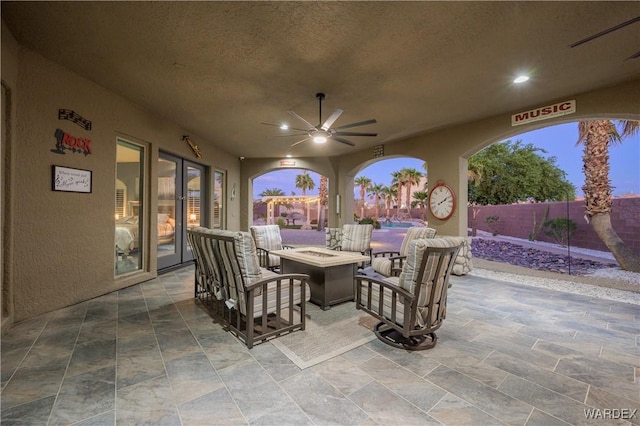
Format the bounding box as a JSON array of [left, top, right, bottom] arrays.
[[3, 2, 639, 158]]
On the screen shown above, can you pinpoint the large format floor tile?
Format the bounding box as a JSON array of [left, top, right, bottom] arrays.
[[1, 265, 638, 425]]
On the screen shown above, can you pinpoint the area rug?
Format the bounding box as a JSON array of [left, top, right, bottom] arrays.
[[271, 302, 378, 369]]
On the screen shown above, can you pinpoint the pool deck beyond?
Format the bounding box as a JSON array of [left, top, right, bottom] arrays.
[[279, 228, 639, 294]]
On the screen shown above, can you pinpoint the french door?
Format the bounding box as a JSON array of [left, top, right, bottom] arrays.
[[157, 152, 207, 270]]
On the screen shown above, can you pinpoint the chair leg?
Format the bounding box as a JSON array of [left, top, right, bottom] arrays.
[[373, 322, 438, 351]]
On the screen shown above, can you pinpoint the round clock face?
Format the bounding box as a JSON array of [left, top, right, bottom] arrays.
[[429, 184, 456, 220]]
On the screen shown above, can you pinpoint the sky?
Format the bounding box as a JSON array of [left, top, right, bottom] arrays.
[[253, 122, 640, 199]]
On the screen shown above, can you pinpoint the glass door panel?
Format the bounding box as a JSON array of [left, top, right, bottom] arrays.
[[187, 167, 201, 228], [157, 155, 181, 269], [157, 153, 206, 270]]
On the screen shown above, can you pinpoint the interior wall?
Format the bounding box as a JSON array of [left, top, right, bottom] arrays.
[[1, 21, 19, 331], [5, 42, 240, 322]]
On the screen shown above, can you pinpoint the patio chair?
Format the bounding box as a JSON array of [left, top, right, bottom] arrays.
[[250, 224, 294, 272], [186, 227, 226, 319], [187, 227, 310, 348], [325, 223, 373, 264], [355, 237, 461, 351], [370, 227, 437, 277]]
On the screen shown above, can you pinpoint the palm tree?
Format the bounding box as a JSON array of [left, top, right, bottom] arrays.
[[317, 175, 328, 232], [367, 183, 384, 219], [577, 119, 640, 272], [421, 161, 429, 190], [401, 168, 423, 215], [380, 186, 395, 219], [411, 191, 428, 220], [295, 171, 315, 219], [354, 175, 372, 219], [391, 171, 403, 213], [259, 187, 285, 197]]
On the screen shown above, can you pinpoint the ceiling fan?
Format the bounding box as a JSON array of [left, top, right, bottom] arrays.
[[261, 92, 377, 147]]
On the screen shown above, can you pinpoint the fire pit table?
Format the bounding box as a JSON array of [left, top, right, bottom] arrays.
[[270, 247, 370, 310]]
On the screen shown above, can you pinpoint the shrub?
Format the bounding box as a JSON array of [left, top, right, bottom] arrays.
[[358, 217, 381, 229], [275, 218, 286, 228], [543, 217, 577, 246], [485, 215, 500, 236]]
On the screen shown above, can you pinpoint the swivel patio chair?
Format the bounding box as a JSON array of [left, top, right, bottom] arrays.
[[325, 223, 373, 265], [355, 237, 461, 351], [250, 224, 294, 272], [370, 226, 437, 277]]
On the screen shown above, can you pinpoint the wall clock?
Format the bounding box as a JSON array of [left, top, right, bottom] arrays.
[[428, 181, 456, 220]]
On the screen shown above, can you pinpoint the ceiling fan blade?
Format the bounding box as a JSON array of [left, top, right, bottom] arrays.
[[334, 131, 378, 137], [287, 111, 317, 131], [290, 137, 310, 147], [334, 118, 377, 131], [261, 122, 309, 132], [333, 137, 355, 147], [267, 133, 308, 138], [321, 108, 344, 131]]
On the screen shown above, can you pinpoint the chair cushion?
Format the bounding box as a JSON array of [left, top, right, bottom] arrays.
[[250, 225, 284, 251], [398, 227, 437, 255], [371, 256, 393, 277], [371, 227, 437, 276], [341, 224, 373, 252], [398, 237, 461, 308], [232, 230, 263, 285]]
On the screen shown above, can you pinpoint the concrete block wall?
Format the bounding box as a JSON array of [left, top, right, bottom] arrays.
[[468, 197, 640, 255]]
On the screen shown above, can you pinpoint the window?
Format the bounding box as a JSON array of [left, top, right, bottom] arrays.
[[213, 170, 225, 229], [115, 139, 144, 275]]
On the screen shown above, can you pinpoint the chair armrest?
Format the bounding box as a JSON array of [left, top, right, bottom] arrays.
[[372, 251, 401, 259], [354, 275, 414, 303], [255, 247, 271, 268], [355, 275, 415, 328], [245, 273, 310, 292]]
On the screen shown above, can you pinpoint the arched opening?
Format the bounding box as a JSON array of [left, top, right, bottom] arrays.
[[465, 119, 639, 275], [351, 156, 428, 225], [252, 168, 329, 231]]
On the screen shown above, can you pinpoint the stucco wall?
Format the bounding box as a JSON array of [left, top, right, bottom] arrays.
[[468, 198, 640, 255], [5, 43, 240, 321]]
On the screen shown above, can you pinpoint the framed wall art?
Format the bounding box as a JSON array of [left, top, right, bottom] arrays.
[[52, 165, 92, 193]]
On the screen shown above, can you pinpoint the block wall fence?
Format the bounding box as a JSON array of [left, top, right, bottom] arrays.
[[253, 197, 639, 256], [467, 197, 640, 256]]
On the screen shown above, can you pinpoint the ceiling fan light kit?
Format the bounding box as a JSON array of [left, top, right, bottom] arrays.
[[262, 92, 377, 148]]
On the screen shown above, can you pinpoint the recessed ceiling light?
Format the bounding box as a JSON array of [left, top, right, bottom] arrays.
[[514, 75, 530, 84], [286, 154, 292, 158], [280, 124, 289, 130]]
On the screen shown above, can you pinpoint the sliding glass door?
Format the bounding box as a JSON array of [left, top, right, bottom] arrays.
[[157, 152, 207, 270]]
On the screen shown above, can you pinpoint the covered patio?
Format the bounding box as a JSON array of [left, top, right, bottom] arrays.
[[1, 260, 637, 424]]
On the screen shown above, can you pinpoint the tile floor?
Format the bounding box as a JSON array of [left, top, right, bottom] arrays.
[[1, 266, 639, 425]]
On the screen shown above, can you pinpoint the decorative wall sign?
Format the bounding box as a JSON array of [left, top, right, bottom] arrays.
[[279, 160, 296, 167], [51, 129, 93, 156], [511, 100, 575, 126], [183, 135, 202, 158], [373, 144, 384, 158], [52, 165, 92, 193], [58, 109, 92, 130]]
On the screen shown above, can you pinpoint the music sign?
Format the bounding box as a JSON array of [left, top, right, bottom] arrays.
[[511, 100, 575, 126]]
